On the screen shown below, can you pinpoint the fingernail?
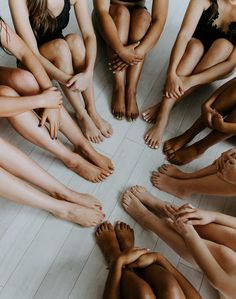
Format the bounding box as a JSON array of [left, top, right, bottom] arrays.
[[55, 137, 58, 140], [99, 207, 102, 210], [38, 124, 42, 127], [52, 137, 54, 140]]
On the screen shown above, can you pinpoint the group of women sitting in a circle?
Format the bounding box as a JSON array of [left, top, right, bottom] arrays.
[[0, 0, 236, 298]]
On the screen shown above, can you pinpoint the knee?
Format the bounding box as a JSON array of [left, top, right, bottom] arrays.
[[186, 38, 205, 56], [9, 69, 39, 95], [110, 4, 129, 19], [0, 85, 18, 97], [133, 9, 151, 26], [129, 9, 151, 42], [210, 38, 234, 57], [51, 39, 71, 64], [137, 282, 155, 299], [66, 33, 85, 57], [160, 273, 183, 297]]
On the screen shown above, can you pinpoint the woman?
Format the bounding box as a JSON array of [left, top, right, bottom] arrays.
[[122, 186, 236, 299], [93, 0, 168, 121], [143, 0, 236, 149], [0, 18, 114, 183], [0, 21, 105, 226], [9, 0, 112, 142], [150, 148, 236, 199], [163, 77, 236, 165], [96, 221, 201, 298]]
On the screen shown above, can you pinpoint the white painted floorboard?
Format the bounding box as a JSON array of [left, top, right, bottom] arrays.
[[0, 0, 235, 298]]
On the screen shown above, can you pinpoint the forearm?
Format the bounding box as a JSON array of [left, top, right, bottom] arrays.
[[96, 11, 124, 54], [167, 34, 190, 75], [219, 122, 236, 134], [156, 254, 202, 299], [184, 229, 228, 288], [103, 261, 122, 299], [213, 212, 236, 229], [0, 95, 44, 117], [83, 35, 96, 74]]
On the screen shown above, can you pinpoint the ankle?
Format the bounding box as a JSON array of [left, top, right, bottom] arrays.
[[126, 87, 136, 96]]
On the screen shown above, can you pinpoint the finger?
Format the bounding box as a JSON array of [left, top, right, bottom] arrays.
[[50, 123, 55, 139], [228, 155, 236, 164], [40, 113, 47, 126], [66, 77, 76, 88], [115, 63, 128, 72], [132, 41, 140, 48]]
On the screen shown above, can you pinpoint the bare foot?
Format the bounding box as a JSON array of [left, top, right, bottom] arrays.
[[121, 191, 155, 228], [111, 88, 126, 120], [54, 201, 105, 227], [77, 145, 114, 174], [115, 221, 134, 251], [167, 145, 202, 165], [144, 112, 169, 149], [77, 112, 104, 143], [64, 153, 111, 183], [163, 130, 196, 156], [151, 171, 191, 199], [158, 164, 189, 179], [89, 111, 113, 138], [142, 104, 160, 124], [129, 185, 165, 216], [126, 91, 139, 121], [95, 222, 121, 264]]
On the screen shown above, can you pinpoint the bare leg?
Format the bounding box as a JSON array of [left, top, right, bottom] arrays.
[[0, 137, 101, 209], [158, 162, 218, 179], [39, 39, 104, 143], [108, 4, 130, 119], [125, 8, 151, 121], [0, 166, 104, 227], [95, 222, 156, 299], [114, 221, 134, 250], [151, 171, 236, 199], [121, 191, 236, 274], [144, 39, 205, 149], [65, 34, 113, 138]]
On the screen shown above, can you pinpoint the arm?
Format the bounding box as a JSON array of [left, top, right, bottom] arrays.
[[9, 0, 71, 84], [136, 0, 168, 56]]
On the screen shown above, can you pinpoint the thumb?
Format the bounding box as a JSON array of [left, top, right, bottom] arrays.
[[66, 77, 75, 87], [132, 41, 140, 48]]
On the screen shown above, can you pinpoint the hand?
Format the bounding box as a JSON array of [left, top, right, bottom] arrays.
[[40, 108, 61, 139], [217, 155, 236, 185], [201, 104, 215, 128], [167, 217, 195, 237], [162, 204, 179, 220], [216, 148, 236, 170], [126, 252, 159, 269], [116, 247, 150, 267], [212, 112, 225, 132], [164, 73, 184, 99], [66, 72, 92, 92], [173, 204, 216, 225], [116, 42, 143, 65], [40, 87, 63, 109]]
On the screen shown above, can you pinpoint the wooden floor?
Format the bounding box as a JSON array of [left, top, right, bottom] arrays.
[[0, 0, 235, 298]]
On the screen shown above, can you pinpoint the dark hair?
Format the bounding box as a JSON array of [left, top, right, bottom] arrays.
[[26, 0, 57, 39], [0, 17, 10, 53], [208, 0, 219, 23]]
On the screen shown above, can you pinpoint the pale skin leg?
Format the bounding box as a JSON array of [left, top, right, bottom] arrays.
[[108, 4, 130, 120], [143, 38, 234, 149], [121, 191, 236, 274], [125, 8, 151, 121], [0, 165, 105, 227], [39, 38, 105, 143], [0, 137, 101, 209], [0, 69, 113, 182]]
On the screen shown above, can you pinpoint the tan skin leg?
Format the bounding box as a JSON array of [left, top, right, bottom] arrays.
[[39, 38, 104, 143], [125, 8, 151, 121], [166, 84, 236, 165], [0, 163, 104, 227], [0, 69, 113, 182], [121, 191, 236, 275], [144, 38, 234, 150], [108, 4, 130, 120]]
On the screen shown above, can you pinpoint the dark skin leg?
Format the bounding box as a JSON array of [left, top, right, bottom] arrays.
[[167, 85, 236, 165], [109, 4, 130, 120], [125, 8, 151, 121]]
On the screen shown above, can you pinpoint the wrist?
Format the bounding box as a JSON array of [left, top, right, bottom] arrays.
[[115, 44, 125, 56]]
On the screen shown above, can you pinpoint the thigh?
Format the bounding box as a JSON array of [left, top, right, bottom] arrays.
[[109, 4, 130, 43], [138, 264, 186, 299], [129, 8, 151, 42], [176, 38, 205, 77], [211, 83, 236, 114], [120, 269, 156, 299]]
